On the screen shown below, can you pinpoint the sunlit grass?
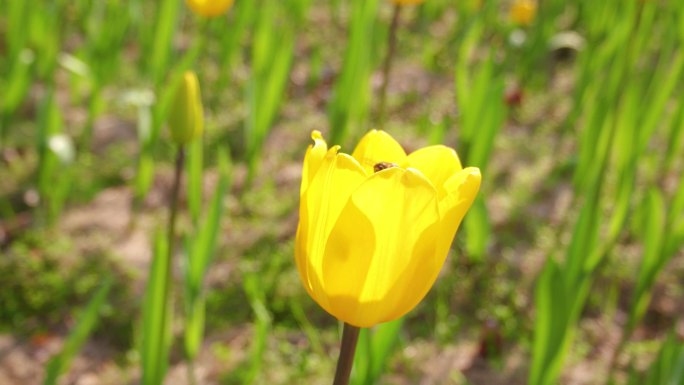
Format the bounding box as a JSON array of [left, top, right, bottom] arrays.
[[0, 0, 683, 384]]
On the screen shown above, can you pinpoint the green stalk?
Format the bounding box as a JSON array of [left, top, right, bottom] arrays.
[[80, 85, 103, 152], [333, 323, 361, 385], [377, 4, 402, 130], [147, 144, 184, 385], [167, 146, 185, 274], [140, 233, 171, 385]]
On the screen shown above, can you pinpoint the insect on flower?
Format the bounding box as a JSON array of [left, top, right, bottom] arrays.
[[373, 162, 399, 172]]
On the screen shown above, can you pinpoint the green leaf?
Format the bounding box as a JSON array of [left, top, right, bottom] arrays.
[[186, 150, 230, 292], [215, 0, 257, 92], [134, 154, 156, 200], [140, 232, 172, 385], [665, 176, 684, 257], [638, 50, 684, 152], [150, 0, 180, 85], [351, 318, 403, 385], [186, 137, 204, 226], [327, 0, 380, 145], [245, 2, 295, 181], [6, 0, 30, 60], [638, 333, 684, 385], [628, 189, 666, 332], [664, 100, 684, 174], [183, 149, 230, 360], [464, 196, 490, 263], [44, 278, 112, 385], [530, 258, 572, 385], [367, 319, 403, 384], [183, 295, 206, 361], [2, 51, 33, 116], [241, 273, 272, 384]]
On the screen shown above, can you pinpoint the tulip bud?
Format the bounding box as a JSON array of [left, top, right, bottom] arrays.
[[168, 71, 204, 145], [185, 0, 234, 18], [510, 0, 537, 26]]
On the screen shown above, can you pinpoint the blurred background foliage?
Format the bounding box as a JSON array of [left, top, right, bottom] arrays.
[[0, 0, 683, 384]]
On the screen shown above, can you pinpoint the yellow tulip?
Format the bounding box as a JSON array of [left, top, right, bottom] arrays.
[[185, 0, 234, 18], [168, 71, 204, 145], [510, 0, 537, 26], [295, 130, 481, 327], [390, 0, 426, 5]]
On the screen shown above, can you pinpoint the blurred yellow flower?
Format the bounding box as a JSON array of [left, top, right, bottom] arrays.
[[391, 0, 426, 5], [295, 130, 481, 327], [168, 71, 203, 144], [510, 0, 537, 26], [185, 0, 234, 18]]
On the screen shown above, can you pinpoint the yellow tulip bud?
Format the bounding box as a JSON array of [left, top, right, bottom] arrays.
[[295, 130, 481, 327], [391, 0, 425, 5], [185, 0, 234, 18], [510, 0, 537, 26], [168, 71, 204, 145]]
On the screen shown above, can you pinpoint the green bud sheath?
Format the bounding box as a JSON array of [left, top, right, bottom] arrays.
[[168, 71, 204, 144]]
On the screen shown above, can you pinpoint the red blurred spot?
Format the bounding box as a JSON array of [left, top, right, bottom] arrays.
[[478, 318, 503, 359], [30, 332, 55, 347], [505, 87, 524, 107]]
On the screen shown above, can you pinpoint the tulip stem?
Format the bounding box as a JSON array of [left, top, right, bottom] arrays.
[[167, 146, 185, 268], [377, 4, 402, 130], [332, 323, 361, 385], [160, 145, 185, 383]]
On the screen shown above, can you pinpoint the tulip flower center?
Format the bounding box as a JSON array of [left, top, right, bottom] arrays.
[[373, 162, 399, 173]]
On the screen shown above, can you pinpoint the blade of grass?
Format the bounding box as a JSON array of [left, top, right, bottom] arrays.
[[327, 0, 380, 145], [530, 258, 571, 385], [245, 1, 295, 182], [140, 232, 172, 385], [241, 273, 272, 384], [455, 46, 505, 263], [365, 318, 403, 385], [149, 0, 181, 85], [36, 89, 67, 225], [133, 97, 156, 203], [664, 176, 684, 258], [627, 189, 666, 333], [1, 51, 34, 145], [186, 137, 204, 226], [463, 196, 490, 263], [44, 277, 113, 385], [184, 150, 230, 360], [214, 1, 256, 99], [634, 333, 684, 385], [30, 2, 62, 81], [531, 160, 606, 385], [664, 93, 684, 175], [5, 0, 30, 61]]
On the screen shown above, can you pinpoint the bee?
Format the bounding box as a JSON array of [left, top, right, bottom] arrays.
[[373, 162, 398, 173]]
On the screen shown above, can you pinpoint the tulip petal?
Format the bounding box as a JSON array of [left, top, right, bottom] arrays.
[[437, 167, 481, 258], [383, 168, 480, 324], [351, 130, 407, 175], [406, 145, 463, 197], [300, 131, 329, 197], [320, 167, 442, 327], [296, 149, 367, 311]]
